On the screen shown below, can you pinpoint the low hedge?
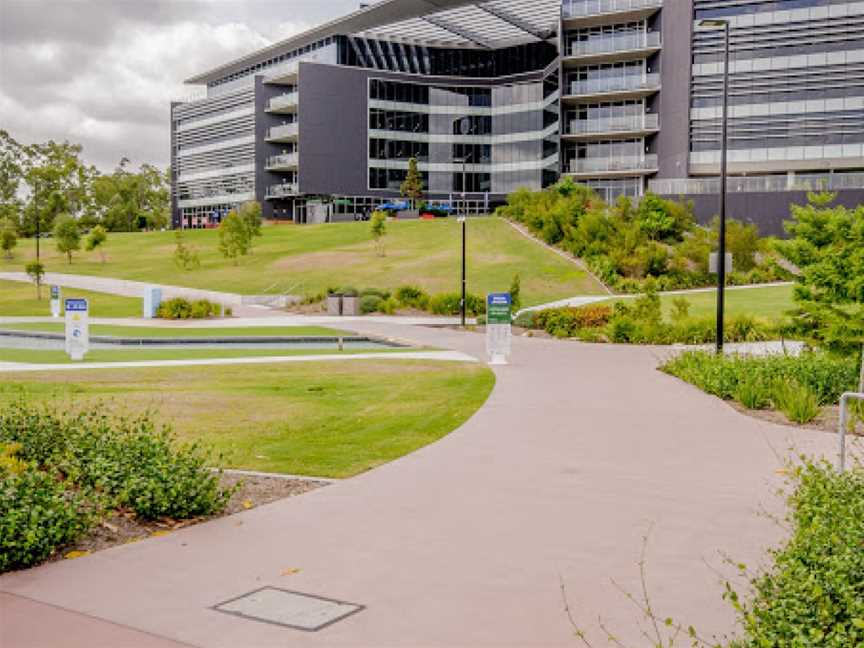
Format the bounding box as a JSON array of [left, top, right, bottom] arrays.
[[0, 403, 234, 571], [428, 292, 486, 317], [157, 297, 226, 320]]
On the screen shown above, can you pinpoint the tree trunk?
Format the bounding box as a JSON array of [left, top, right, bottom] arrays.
[[859, 343, 864, 393]]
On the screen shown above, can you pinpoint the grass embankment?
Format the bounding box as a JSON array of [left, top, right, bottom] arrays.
[[0, 361, 495, 478], [0, 323, 350, 338], [603, 284, 795, 321], [2, 218, 605, 306], [0, 280, 142, 317]]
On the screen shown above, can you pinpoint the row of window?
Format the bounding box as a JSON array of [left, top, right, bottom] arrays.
[[208, 38, 335, 89]]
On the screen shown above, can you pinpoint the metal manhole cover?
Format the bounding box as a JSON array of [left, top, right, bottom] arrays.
[[212, 587, 364, 632]]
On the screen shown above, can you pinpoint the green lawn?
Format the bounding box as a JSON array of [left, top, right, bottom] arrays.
[[2, 218, 604, 306], [0, 347, 415, 365], [0, 361, 495, 478], [0, 323, 350, 338], [601, 284, 795, 321], [0, 280, 142, 317]]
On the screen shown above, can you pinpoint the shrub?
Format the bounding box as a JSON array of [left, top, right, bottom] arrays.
[[734, 377, 772, 410], [428, 292, 486, 317], [662, 351, 858, 406], [359, 288, 391, 301], [156, 297, 221, 320], [729, 460, 864, 646], [395, 285, 430, 310], [380, 296, 399, 315], [360, 294, 383, 314], [771, 380, 822, 424], [0, 464, 92, 571], [0, 403, 232, 521], [333, 286, 359, 297]]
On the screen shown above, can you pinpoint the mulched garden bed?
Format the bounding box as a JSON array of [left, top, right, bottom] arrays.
[[729, 402, 863, 436], [52, 473, 326, 561]]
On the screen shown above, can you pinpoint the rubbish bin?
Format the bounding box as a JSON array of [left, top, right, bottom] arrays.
[[326, 294, 342, 316]]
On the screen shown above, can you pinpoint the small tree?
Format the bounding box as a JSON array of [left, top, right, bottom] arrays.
[[53, 214, 80, 264], [173, 230, 200, 271], [25, 261, 45, 300], [84, 225, 107, 263], [370, 210, 387, 257], [400, 157, 424, 210], [0, 218, 17, 260], [510, 273, 522, 312], [218, 211, 250, 265], [238, 201, 263, 246]]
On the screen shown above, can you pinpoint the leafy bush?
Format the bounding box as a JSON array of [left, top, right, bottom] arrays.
[[429, 292, 486, 317], [0, 403, 232, 520], [662, 351, 859, 406], [0, 463, 92, 571], [728, 460, 864, 646], [360, 294, 383, 314], [395, 285, 430, 310], [771, 380, 822, 424], [156, 297, 221, 320]]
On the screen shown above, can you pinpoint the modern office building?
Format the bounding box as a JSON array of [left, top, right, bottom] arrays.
[[171, 0, 864, 233]]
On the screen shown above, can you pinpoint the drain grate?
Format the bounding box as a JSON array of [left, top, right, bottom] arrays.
[[212, 587, 364, 632]]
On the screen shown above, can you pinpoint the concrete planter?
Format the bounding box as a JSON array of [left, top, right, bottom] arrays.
[[326, 295, 342, 316], [342, 296, 360, 316]]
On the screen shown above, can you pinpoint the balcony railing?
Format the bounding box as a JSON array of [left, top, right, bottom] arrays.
[[569, 72, 660, 97], [266, 123, 299, 141], [266, 153, 299, 169], [569, 154, 658, 174], [563, 0, 663, 19], [569, 113, 659, 135], [267, 92, 299, 112], [266, 183, 299, 199], [568, 31, 661, 57], [265, 61, 299, 82], [649, 172, 864, 196]]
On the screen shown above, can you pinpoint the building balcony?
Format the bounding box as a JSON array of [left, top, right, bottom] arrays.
[[567, 154, 659, 177], [563, 0, 663, 27], [265, 183, 299, 199], [265, 61, 299, 85], [266, 123, 299, 143], [266, 153, 299, 171], [563, 31, 661, 66], [564, 113, 660, 140], [564, 73, 660, 103], [266, 92, 299, 114]]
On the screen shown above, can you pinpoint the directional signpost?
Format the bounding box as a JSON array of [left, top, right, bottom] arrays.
[[64, 298, 89, 362], [486, 293, 512, 366], [50, 285, 61, 318]]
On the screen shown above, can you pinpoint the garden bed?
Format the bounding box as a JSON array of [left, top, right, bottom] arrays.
[[49, 473, 325, 563]]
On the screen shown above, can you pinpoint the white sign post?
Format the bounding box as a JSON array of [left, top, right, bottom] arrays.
[[486, 293, 512, 366], [50, 285, 61, 318], [65, 298, 89, 362]]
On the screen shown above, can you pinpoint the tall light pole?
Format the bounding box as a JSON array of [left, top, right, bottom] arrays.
[[455, 116, 473, 328], [700, 18, 730, 354]]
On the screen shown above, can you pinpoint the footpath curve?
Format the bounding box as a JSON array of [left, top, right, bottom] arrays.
[[0, 323, 835, 647]]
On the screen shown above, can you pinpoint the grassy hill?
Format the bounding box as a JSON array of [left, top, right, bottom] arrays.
[[0, 280, 142, 318], [2, 218, 605, 307]]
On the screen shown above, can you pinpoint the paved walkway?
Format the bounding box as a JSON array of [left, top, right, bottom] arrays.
[[0, 324, 838, 647]]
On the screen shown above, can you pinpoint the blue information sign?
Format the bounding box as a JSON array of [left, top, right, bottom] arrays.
[[65, 299, 88, 312]]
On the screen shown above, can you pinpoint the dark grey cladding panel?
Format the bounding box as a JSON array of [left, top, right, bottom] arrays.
[[678, 189, 864, 238], [298, 64, 372, 196], [656, 1, 694, 179]]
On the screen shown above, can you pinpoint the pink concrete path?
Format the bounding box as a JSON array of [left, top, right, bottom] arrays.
[[0, 325, 834, 647]]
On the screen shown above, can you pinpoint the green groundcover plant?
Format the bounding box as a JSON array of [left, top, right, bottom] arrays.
[[0, 402, 233, 571]]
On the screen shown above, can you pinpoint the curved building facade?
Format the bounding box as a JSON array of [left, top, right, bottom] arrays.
[[171, 0, 864, 233]]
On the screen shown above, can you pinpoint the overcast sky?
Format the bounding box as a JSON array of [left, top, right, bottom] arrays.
[[0, 0, 366, 172]]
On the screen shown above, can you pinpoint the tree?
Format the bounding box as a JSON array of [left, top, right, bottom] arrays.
[[173, 230, 200, 271], [778, 192, 864, 364], [0, 218, 17, 259], [237, 201, 263, 251], [92, 160, 170, 232], [218, 212, 250, 265], [510, 273, 522, 312], [53, 214, 81, 264], [370, 210, 387, 257], [0, 131, 25, 226], [400, 157, 424, 209], [25, 261, 45, 300], [84, 225, 108, 263]]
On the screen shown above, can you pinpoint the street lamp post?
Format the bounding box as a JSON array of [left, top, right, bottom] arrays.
[[701, 18, 730, 355], [455, 116, 473, 328]]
